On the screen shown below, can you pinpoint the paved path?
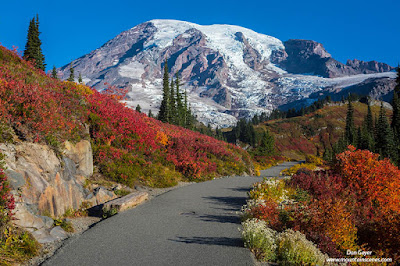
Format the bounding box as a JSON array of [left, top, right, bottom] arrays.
[[44, 162, 298, 266]]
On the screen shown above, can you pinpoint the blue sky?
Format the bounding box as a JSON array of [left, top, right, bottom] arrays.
[[1, 0, 398, 70]]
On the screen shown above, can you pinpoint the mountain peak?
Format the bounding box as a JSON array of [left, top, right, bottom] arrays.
[[58, 20, 396, 127]]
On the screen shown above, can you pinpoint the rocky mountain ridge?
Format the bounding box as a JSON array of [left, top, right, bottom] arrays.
[[58, 19, 396, 127]]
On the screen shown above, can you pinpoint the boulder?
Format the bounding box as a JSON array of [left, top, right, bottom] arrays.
[[31, 228, 57, 244], [50, 226, 68, 241], [103, 191, 148, 213], [12, 203, 45, 231]]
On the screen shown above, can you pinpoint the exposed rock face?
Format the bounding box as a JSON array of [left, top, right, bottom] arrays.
[[274, 39, 394, 78], [280, 77, 397, 111], [277, 39, 357, 78], [346, 59, 394, 74], [0, 140, 116, 232], [57, 20, 395, 127]]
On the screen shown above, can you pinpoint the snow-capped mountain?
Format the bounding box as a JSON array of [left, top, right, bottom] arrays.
[[58, 19, 396, 127]]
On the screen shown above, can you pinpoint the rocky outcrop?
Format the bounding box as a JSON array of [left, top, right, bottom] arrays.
[[0, 140, 116, 233], [346, 59, 394, 74], [274, 39, 394, 78], [276, 39, 357, 78]]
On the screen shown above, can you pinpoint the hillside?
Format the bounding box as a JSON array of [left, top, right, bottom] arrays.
[[0, 46, 253, 188], [257, 102, 387, 160]]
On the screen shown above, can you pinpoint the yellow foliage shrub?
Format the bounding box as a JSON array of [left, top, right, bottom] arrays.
[[281, 163, 317, 176]]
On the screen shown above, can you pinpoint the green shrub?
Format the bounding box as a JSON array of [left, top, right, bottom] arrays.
[[0, 227, 40, 265], [241, 218, 277, 261], [102, 207, 118, 218], [276, 229, 328, 265], [53, 218, 74, 233]]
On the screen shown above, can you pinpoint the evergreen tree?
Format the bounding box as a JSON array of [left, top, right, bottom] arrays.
[[51, 66, 58, 79], [360, 104, 375, 151], [78, 73, 83, 84], [158, 61, 170, 123], [345, 100, 356, 145], [168, 77, 176, 123], [255, 130, 274, 156], [375, 103, 396, 161], [67, 65, 75, 82], [395, 65, 400, 94], [392, 90, 400, 135], [135, 104, 141, 113], [175, 74, 184, 126], [391, 91, 400, 165], [148, 109, 153, 118], [23, 15, 45, 71]]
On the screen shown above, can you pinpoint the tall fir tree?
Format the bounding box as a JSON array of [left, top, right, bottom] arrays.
[[375, 103, 397, 161], [23, 15, 45, 71], [175, 74, 184, 126], [78, 73, 83, 84], [158, 61, 170, 123], [345, 99, 356, 145], [395, 65, 400, 94], [255, 130, 274, 156], [51, 66, 58, 79], [168, 77, 176, 123], [391, 91, 400, 165], [67, 65, 75, 82], [360, 104, 375, 151]]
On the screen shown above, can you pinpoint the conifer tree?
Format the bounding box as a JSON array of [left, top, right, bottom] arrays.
[[148, 109, 153, 118], [175, 74, 184, 126], [345, 100, 356, 145], [135, 104, 141, 113], [68, 65, 75, 82], [376, 103, 396, 161], [78, 73, 83, 84], [23, 15, 45, 71], [391, 91, 400, 165], [395, 65, 400, 94], [158, 61, 170, 123], [360, 104, 375, 151], [255, 130, 274, 156], [51, 66, 58, 79], [168, 77, 176, 123]]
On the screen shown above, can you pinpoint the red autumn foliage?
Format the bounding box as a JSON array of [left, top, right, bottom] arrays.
[[288, 146, 400, 260], [0, 167, 15, 227], [0, 46, 252, 187]]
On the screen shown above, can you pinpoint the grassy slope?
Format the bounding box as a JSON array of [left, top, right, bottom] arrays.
[[0, 46, 253, 187], [257, 102, 386, 160]]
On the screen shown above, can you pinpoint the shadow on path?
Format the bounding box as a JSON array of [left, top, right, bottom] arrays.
[[169, 236, 243, 247], [198, 214, 240, 224], [202, 196, 247, 209]]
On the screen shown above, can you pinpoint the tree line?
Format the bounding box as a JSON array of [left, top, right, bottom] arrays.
[[157, 61, 195, 129], [325, 67, 400, 165]]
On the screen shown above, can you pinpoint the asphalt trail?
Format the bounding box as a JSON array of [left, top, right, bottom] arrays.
[[44, 162, 297, 266]]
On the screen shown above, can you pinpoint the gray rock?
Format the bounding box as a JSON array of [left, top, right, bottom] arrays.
[[39, 215, 54, 229], [50, 226, 68, 241], [31, 228, 57, 244], [13, 203, 45, 230], [103, 191, 148, 213], [5, 170, 25, 190]]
